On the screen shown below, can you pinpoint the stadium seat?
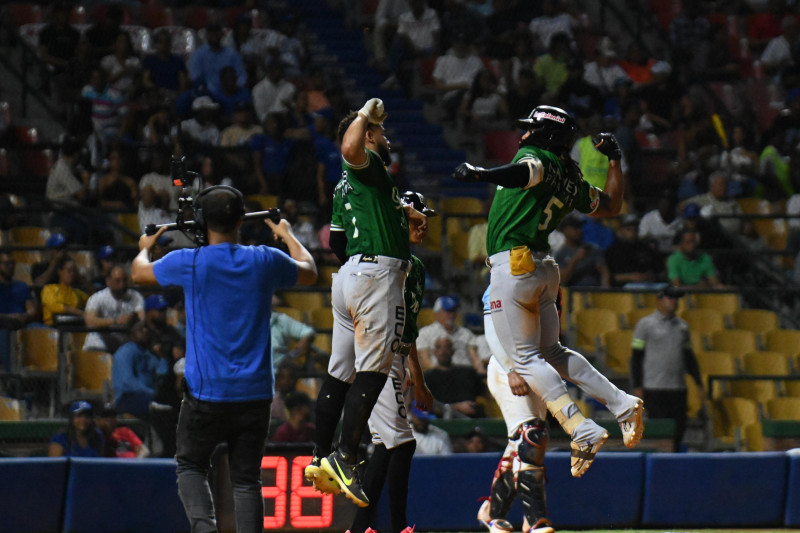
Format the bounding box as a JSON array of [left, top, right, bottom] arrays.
[[732, 309, 779, 336], [765, 397, 800, 420], [181, 6, 216, 29], [603, 329, 633, 375], [141, 5, 174, 28], [9, 226, 50, 246], [12, 262, 33, 285], [439, 196, 485, 215], [5, 3, 44, 27], [17, 327, 59, 373], [417, 308, 436, 328], [316, 265, 338, 288], [710, 329, 758, 359], [638, 292, 688, 314], [11, 250, 43, 265], [313, 333, 332, 354], [273, 306, 305, 323], [69, 350, 112, 401], [122, 25, 152, 54], [625, 307, 653, 329], [15, 126, 39, 144], [729, 378, 778, 407], [741, 351, 791, 376], [70, 4, 87, 24], [280, 291, 326, 311], [711, 397, 763, 451], [17, 22, 45, 48], [737, 197, 770, 215], [573, 308, 620, 354], [448, 232, 471, 270], [587, 291, 637, 317], [483, 129, 520, 165], [695, 350, 738, 398], [681, 308, 727, 343], [246, 194, 279, 210], [309, 308, 333, 331], [18, 148, 55, 177], [158, 26, 197, 59], [116, 213, 140, 244], [691, 292, 741, 320], [764, 329, 800, 360], [0, 397, 23, 421]]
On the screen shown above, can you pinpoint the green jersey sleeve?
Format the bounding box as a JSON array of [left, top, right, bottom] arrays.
[[401, 255, 426, 344]]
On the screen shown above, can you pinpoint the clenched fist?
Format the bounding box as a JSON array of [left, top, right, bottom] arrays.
[[358, 98, 388, 125], [453, 162, 484, 182], [592, 132, 621, 161]]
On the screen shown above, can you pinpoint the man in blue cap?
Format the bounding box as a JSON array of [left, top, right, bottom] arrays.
[[416, 295, 483, 374], [32, 232, 68, 286]]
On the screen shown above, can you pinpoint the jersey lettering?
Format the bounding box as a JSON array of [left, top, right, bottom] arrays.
[[490, 300, 502, 310]]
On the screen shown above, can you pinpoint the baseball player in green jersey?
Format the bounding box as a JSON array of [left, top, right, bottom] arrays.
[[350, 191, 436, 533], [453, 105, 644, 478], [304, 98, 427, 508]]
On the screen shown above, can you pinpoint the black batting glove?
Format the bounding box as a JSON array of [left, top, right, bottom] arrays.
[[453, 162, 485, 182], [592, 132, 622, 161]]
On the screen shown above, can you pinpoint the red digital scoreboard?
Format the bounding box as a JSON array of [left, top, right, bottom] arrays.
[[213, 446, 356, 532]]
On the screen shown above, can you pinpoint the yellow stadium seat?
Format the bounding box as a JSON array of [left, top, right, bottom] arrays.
[[316, 265, 338, 287], [448, 232, 471, 270], [690, 331, 706, 354], [70, 350, 112, 398], [625, 307, 654, 329], [280, 291, 327, 311], [741, 351, 791, 376], [11, 250, 43, 265], [573, 308, 620, 354], [560, 287, 584, 331], [12, 262, 33, 285], [691, 292, 741, 320], [766, 397, 800, 420], [681, 308, 726, 339], [0, 397, 23, 421], [313, 333, 332, 354], [639, 292, 688, 314], [17, 327, 59, 373], [310, 308, 334, 331], [417, 308, 436, 328], [764, 329, 800, 359], [710, 329, 758, 359], [246, 194, 279, 210], [446, 216, 485, 237], [587, 292, 637, 316], [712, 397, 763, 451], [603, 329, 633, 375], [695, 350, 738, 398], [439, 196, 485, 215], [732, 309, 779, 336], [729, 378, 778, 406], [116, 213, 141, 244], [9, 226, 51, 246], [273, 306, 306, 323], [737, 197, 770, 215]]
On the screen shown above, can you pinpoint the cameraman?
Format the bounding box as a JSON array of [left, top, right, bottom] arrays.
[[131, 186, 317, 533]]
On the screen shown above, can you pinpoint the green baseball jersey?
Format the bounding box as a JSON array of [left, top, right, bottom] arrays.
[[330, 149, 410, 260], [401, 255, 425, 344], [487, 145, 601, 255]]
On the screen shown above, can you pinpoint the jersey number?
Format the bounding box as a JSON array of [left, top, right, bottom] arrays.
[[538, 197, 564, 230]]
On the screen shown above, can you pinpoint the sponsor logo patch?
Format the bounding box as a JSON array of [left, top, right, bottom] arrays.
[[490, 300, 502, 310], [534, 111, 566, 123]]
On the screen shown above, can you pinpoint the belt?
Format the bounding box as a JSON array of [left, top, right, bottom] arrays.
[[487, 249, 550, 267], [349, 253, 410, 272]]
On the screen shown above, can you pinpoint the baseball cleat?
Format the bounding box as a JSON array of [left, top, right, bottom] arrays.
[[528, 518, 555, 533], [487, 519, 514, 533], [304, 455, 341, 495], [619, 398, 645, 448], [399, 526, 415, 533], [322, 450, 369, 507], [570, 420, 609, 477]]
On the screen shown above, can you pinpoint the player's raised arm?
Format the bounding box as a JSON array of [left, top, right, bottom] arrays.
[[588, 132, 624, 218], [341, 98, 387, 167], [453, 159, 543, 189]]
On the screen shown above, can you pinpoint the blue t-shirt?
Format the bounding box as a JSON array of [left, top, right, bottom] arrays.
[[142, 53, 187, 92], [0, 280, 31, 314], [313, 133, 342, 185], [51, 429, 104, 457], [153, 243, 298, 402], [249, 133, 294, 175]]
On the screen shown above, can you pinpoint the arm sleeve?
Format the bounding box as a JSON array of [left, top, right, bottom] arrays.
[[329, 230, 348, 264], [684, 347, 703, 388], [631, 348, 645, 388], [479, 158, 543, 189]]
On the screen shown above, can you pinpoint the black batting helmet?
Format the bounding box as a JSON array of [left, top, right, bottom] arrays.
[[518, 105, 578, 155], [401, 191, 438, 217]]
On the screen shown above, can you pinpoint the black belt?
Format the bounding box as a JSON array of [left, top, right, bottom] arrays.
[[358, 254, 409, 271]]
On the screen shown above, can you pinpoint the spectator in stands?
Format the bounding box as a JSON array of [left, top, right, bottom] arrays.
[[570, 114, 630, 190], [223, 12, 273, 81], [277, 12, 307, 78], [695, 24, 741, 82], [98, 148, 138, 210], [681, 202, 731, 249], [372, 0, 410, 72], [251, 112, 295, 195], [301, 68, 333, 114], [582, 37, 631, 97], [83, 265, 144, 353], [65, 37, 96, 104], [270, 297, 315, 369], [41, 256, 87, 326], [455, 426, 489, 453], [48, 400, 104, 457], [101, 32, 143, 99], [211, 66, 253, 121], [381, 0, 441, 91], [111, 320, 168, 419], [144, 294, 184, 356], [605, 214, 661, 288], [82, 67, 128, 146], [506, 67, 545, 127], [639, 193, 684, 255], [631, 286, 704, 452], [748, 0, 790, 54], [221, 102, 263, 148], [668, 3, 710, 78], [271, 361, 301, 425], [533, 31, 573, 99], [141, 104, 176, 148], [177, 97, 221, 147], [96, 403, 150, 458], [683, 171, 743, 235], [786, 191, 800, 256], [85, 4, 125, 62], [311, 108, 341, 211], [139, 150, 177, 212], [635, 60, 678, 133], [143, 29, 189, 98], [31, 233, 69, 286], [252, 61, 296, 124], [271, 391, 315, 443], [91, 246, 116, 291], [667, 228, 724, 289], [718, 123, 759, 198], [432, 33, 485, 121], [37, 1, 81, 99], [424, 337, 485, 418], [189, 22, 247, 96], [417, 296, 482, 373], [618, 42, 657, 87], [410, 403, 452, 455], [554, 215, 610, 288], [45, 138, 90, 209], [0, 249, 37, 371], [458, 69, 508, 132], [528, 0, 582, 52], [279, 198, 320, 252], [557, 57, 603, 120], [761, 15, 800, 79]]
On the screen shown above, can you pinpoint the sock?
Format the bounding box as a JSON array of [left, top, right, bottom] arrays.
[[351, 444, 390, 533], [386, 440, 416, 533], [313, 375, 351, 457], [338, 371, 388, 460]]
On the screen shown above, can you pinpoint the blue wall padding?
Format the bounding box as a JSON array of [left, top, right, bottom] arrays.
[[391, 451, 643, 530], [642, 452, 787, 527], [786, 454, 800, 526], [62, 458, 189, 533], [0, 457, 68, 533]]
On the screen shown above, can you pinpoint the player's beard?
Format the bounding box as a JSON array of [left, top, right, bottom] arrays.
[[377, 144, 392, 166]]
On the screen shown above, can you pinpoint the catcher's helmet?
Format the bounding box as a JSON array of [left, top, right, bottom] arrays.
[[518, 105, 578, 154], [402, 191, 438, 217]]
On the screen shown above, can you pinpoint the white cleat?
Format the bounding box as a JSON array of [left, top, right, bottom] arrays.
[[619, 398, 645, 448], [528, 518, 555, 533], [570, 428, 609, 478]]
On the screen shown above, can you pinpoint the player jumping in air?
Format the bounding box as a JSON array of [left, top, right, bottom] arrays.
[[304, 98, 426, 508], [454, 105, 644, 480]]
